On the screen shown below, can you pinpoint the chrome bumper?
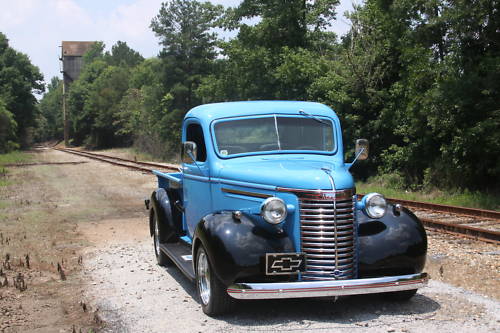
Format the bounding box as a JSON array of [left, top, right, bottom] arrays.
[[227, 273, 428, 300]]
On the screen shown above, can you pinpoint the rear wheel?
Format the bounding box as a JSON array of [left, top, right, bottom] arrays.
[[152, 209, 171, 266], [195, 245, 233, 316]]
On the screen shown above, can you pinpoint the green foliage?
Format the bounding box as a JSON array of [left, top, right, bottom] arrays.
[[148, 0, 224, 156], [85, 65, 130, 147], [198, 0, 339, 102], [36, 77, 63, 141], [33, 0, 499, 192], [151, 0, 223, 111], [0, 97, 18, 153], [105, 41, 144, 67], [310, 0, 499, 190], [0, 32, 44, 149], [0, 150, 32, 187], [0, 150, 31, 166], [357, 175, 500, 211]]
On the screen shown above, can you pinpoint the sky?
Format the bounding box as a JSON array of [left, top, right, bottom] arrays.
[[0, 0, 355, 93]]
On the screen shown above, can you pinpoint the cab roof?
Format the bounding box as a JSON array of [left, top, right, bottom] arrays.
[[185, 101, 338, 122]]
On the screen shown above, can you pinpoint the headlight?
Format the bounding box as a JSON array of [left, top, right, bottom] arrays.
[[261, 197, 287, 224], [364, 193, 387, 218]]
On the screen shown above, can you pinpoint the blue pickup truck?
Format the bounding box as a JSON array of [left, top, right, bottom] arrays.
[[146, 101, 428, 316]]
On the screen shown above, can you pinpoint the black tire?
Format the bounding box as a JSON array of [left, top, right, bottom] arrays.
[[383, 289, 418, 301], [152, 209, 171, 266], [195, 245, 234, 316]]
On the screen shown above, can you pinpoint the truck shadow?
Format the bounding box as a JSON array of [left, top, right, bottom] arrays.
[[162, 265, 198, 297], [163, 265, 440, 325], [221, 293, 440, 326]]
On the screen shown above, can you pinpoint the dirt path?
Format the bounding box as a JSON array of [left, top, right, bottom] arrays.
[[0, 149, 154, 332], [1, 149, 499, 332]]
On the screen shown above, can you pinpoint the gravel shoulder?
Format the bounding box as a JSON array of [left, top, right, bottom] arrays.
[[83, 217, 499, 332]]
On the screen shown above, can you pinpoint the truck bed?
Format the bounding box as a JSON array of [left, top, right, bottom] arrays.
[[152, 170, 182, 191]]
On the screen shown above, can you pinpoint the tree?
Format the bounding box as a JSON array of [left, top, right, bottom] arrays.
[[0, 97, 18, 152], [85, 65, 130, 147], [228, 0, 338, 49], [66, 41, 143, 147], [37, 77, 63, 141], [105, 41, 144, 67], [0, 32, 44, 148], [308, 0, 499, 189], [67, 58, 108, 145], [198, 0, 339, 102], [150, 0, 223, 154]]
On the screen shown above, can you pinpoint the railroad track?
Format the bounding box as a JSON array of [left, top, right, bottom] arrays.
[[54, 147, 500, 245], [53, 147, 179, 173]]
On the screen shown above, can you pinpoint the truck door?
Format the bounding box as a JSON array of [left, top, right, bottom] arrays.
[[182, 121, 211, 238]]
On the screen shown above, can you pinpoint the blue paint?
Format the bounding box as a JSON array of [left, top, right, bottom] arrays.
[[161, 101, 354, 277], [216, 156, 354, 190], [186, 101, 340, 126], [212, 177, 277, 191], [153, 170, 183, 189], [180, 235, 192, 245], [182, 129, 212, 237]]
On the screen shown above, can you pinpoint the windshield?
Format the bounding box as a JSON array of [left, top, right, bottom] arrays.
[[214, 115, 335, 156]]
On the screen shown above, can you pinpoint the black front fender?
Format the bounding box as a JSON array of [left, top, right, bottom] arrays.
[[193, 212, 295, 286], [357, 205, 427, 278]]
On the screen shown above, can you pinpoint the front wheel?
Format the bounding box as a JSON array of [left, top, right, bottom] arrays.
[[196, 245, 234, 316]]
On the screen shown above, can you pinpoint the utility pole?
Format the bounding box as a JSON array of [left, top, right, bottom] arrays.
[[62, 80, 68, 146]]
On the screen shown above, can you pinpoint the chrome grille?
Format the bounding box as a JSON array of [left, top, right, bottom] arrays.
[[297, 189, 356, 281]]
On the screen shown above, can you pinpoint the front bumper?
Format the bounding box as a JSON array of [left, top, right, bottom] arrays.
[[227, 272, 428, 300]]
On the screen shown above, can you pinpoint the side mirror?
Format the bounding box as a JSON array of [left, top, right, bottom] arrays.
[[182, 141, 197, 163], [355, 139, 369, 160]]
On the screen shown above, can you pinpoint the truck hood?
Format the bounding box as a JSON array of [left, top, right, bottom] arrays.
[[217, 157, 354, 190]]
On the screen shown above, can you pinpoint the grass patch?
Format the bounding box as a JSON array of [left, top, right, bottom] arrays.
[[0, 151, 31, 187], [357, 175, 500, 211], [0, 150, 32, 166]]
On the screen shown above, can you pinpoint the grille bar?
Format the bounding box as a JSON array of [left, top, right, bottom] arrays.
[[297, 189, 356, 281]]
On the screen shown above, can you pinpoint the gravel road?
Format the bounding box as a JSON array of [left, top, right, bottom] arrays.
[[82, 220, 499, 333]]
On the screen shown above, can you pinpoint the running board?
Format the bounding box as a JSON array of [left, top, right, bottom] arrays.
[[159, 242, 195, 282]]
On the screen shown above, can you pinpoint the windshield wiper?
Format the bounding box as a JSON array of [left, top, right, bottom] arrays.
[[298, 109, 328, 125]]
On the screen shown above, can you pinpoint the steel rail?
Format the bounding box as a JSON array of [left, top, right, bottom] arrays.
[[387, 197, 500, 220], [358, 194, 500, 220], [53, 148, 177, 173], [358, 195, 500, 245], [420, 217, 500, 245], [61, 147, 180, 170]]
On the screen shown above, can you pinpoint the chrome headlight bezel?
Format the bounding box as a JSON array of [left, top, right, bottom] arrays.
[[260, 197, 287, 224], [363, 192, 387, 219]]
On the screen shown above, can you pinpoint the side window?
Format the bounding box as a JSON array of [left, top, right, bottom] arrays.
[[186, 123, 207, 162]]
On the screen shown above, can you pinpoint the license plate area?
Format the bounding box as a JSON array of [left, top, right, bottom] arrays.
[[265, 253, 306, 275]]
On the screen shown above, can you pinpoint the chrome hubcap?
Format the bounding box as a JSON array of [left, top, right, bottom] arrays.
[[197, 250, 211, 305], [154, 216, 160, 256]]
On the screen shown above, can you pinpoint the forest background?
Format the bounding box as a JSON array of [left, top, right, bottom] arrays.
[[1, 0, 499, 193]]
